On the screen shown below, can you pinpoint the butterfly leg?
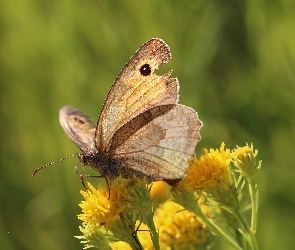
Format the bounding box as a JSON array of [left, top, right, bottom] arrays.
[[80, 173, 111, 199], [130, 220, 144, 250], [79, 162, 104, 189], [133, 220, 152, 241], [79, 174, 105, 188], [75, 158, 79, 174]]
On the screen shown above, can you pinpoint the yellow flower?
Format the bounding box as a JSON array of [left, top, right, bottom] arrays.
[[135, 222, 154, 250], [78, 182, 126, 230], [110, 222, 157, 250], [110, 241, 131, 250], [232, 143, 261, 180], [149, 180, 171, 205], [185, 142, 232, 192], [154, 200, 208, 249]]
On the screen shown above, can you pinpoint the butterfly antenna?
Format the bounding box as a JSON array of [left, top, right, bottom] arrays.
[[32, 154, 78, 176]]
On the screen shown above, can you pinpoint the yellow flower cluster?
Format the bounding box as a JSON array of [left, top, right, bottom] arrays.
[[78, 179, 209, 249], [76, 143, 260, 249], [111, 200, 208, 250], [185, 142, 232, 191], [77, 177, 159, 249], [154, 201, 208, 249]]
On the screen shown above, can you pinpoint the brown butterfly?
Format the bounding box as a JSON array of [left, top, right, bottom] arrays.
[[34, 38, 202, 185]]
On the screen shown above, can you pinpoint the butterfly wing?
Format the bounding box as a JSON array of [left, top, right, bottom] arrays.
[[96, 38, 179, 150], [108, 104, 202, 181], [59, 106, 96, 153]]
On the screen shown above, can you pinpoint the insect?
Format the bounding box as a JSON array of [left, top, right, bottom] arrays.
[[33, 38, 202, 186]]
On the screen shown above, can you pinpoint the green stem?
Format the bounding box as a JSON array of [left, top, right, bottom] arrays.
[[197, 209, 243, 250], [232, 206, 258, 250], [145, 216, 160, 250], [249, 181, 259, 233]]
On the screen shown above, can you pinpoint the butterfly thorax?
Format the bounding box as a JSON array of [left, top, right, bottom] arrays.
[[78, 150, 120, 180]]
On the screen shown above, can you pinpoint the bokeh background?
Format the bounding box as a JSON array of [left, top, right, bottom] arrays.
[[1, 1, 294, 249]]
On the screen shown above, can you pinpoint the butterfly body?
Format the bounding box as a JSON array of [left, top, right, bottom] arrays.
[[78, 150, 158, 183], [59, 38, 202, 184]]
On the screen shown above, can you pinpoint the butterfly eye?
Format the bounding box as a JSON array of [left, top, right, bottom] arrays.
[[140, 64, 151, 76]]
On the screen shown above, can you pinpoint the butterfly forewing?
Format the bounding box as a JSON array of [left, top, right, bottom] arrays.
[[96, 38, 179, 151], [59, 106, 96, 153]]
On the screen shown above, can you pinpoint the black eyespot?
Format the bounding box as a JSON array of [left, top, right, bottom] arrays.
[[140, 64, 151, 76]]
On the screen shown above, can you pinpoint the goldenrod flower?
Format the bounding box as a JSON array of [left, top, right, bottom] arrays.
[[232, 143, 261, 180], [154, 200, 208, 249], [149, 181, 171, 205], [135, 222, 154, 250], [78, 182, 126, 230], [110, 222, 155, 250], [185, 142, 232, 192], [232, 143, 261, 239], [110, 241, 131, 250]]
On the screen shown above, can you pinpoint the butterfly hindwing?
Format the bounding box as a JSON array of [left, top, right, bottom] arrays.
[[108, 104, 202, 180]]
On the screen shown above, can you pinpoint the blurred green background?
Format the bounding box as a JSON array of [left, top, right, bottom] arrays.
[[1, 0, 294, 249]]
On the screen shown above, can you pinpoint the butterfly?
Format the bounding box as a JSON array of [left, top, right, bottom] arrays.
[[35, 38, 202, 185]]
